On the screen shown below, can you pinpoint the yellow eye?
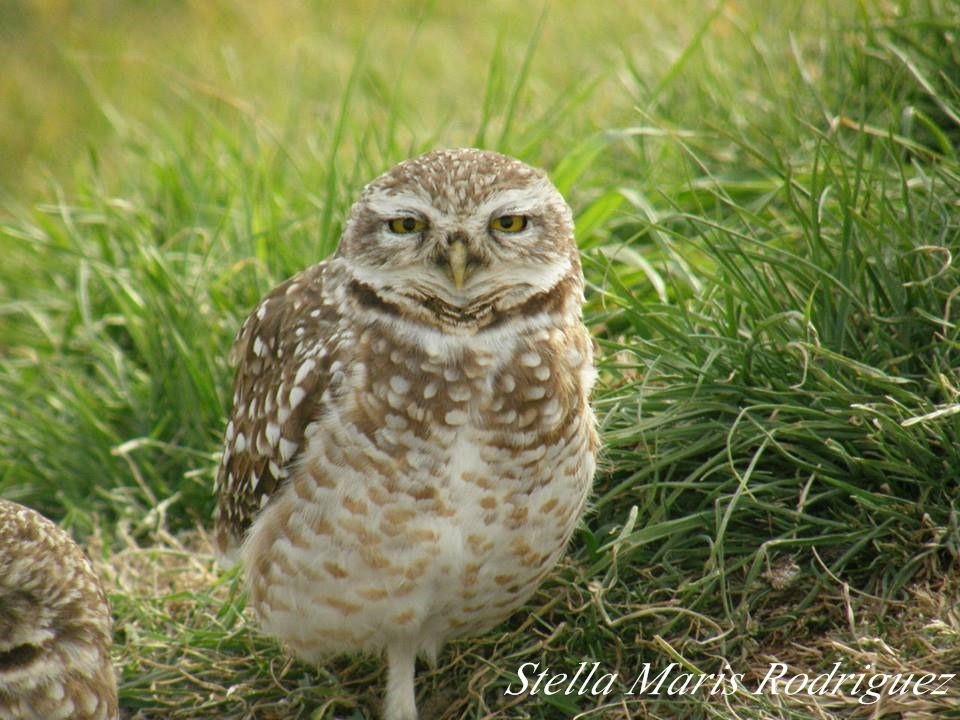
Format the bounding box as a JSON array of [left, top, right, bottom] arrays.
[[490, 215, 529, 233], [387, 217, 427, 234]]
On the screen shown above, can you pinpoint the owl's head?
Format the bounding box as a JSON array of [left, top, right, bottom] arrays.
[[337, 148, 578, 328]]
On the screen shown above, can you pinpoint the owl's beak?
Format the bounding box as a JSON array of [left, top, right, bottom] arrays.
[[447, 238, 468, 290]]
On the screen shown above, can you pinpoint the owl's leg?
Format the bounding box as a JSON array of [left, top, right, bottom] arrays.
[[383, 641, 418, 720]]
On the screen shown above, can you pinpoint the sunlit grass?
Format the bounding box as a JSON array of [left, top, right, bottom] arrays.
[[1, 1, 959, 718]]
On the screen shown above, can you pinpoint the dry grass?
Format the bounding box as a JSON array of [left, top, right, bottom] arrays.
[[83, 523, 960, 719], [749, 578, 960, 717]]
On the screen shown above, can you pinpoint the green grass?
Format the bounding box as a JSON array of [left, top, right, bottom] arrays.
[[2, 1, 960, 718]]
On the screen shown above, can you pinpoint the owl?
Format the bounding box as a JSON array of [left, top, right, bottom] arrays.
[[214, 148, 598, 720], [0, 499, 117, 720]]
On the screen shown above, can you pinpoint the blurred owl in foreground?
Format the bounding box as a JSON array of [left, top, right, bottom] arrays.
[[0, 499, 117, 720], [214, 148, 599, 719]]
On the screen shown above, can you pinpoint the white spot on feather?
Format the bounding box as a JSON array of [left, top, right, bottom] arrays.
[[444, 410, 468, 426], [295, 358, 316, 385], [389, 375, 411, 394], [289, 386, 306, 410], [447, 385, 472, 402], [265, 422, 281, 447], [519, 351, 541, 367], [524, 386, 547, 400], [279, 438, 298, 462]]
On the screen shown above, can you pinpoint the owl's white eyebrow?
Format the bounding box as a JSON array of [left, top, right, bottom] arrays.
[[480, 185, 551, 218], [367, 192, 435, 218]]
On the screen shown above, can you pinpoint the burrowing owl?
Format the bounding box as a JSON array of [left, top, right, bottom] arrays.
[[214, 148, 598, 719], [0, 499, 117, 720]]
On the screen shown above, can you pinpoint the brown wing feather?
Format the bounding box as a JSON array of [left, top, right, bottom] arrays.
[[213, 261, 338, 556]]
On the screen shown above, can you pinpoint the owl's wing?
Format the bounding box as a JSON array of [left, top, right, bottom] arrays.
[[213, 261, 336, 559]]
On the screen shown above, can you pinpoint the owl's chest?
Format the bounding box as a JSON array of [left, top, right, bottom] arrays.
[[329, 322, 579, 480], [286, 318, 595, 552], [269, 320, 594, 638]]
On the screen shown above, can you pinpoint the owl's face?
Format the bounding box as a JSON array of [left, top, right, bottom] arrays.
[[337, 149, 577, 325]]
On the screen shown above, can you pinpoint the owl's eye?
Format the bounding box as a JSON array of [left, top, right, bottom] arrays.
[[387, 217, 427, 234], [489, 215, 529, 233]]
